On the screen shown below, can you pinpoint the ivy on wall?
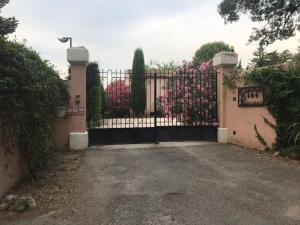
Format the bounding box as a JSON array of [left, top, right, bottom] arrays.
[[223, 69, 243, 89], [0, 36, 69, 177], [245, 62, 300, 158]]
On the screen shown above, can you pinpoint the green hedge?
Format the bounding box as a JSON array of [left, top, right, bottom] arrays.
[[0, 37, 68, 177], [245, 61, 300, 158]]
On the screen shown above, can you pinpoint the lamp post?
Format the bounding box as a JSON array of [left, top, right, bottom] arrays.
[[58, 37, 72, 47]]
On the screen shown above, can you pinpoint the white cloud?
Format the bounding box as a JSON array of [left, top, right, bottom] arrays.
[[2, 0, 299, 74], [124, 6, 300, 68]]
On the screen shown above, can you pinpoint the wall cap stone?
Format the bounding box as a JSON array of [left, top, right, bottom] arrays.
[[213, 51, 238, 67], [67, 47, 89, 65]]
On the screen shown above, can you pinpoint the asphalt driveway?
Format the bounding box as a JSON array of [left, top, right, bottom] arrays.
[[4, 142, 300, 225]]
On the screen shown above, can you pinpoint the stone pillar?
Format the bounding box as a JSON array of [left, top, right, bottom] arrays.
[[213, 52, 238, 143], [67, 47, 89, 149]]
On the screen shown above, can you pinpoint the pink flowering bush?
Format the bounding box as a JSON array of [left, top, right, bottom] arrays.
[[106, 80, 130, 117], [161, 60, 218, 126]]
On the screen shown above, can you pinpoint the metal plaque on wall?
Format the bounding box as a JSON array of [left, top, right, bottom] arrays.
[[238, 86, 264, 107]]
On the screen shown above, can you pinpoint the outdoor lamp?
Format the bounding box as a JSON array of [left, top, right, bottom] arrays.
[[58, 37, 72, 47]]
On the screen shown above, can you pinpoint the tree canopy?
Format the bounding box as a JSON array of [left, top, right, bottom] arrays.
[[146, 59, 180, 70], [218, 0, 300, 45], [0, 0, 18, 36], [250, 43, 295, 67], [193, 41, 233, 65]]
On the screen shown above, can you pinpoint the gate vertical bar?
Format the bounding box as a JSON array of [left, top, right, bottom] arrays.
[[154, 70, 159, 144], [215, 71, 218, 123]]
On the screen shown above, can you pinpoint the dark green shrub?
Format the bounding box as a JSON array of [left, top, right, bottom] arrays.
[[193, 42, 233, 65], [246, 62, 300, 156], [0, 36, 68, 177], [99, 81, 106, 119], [86, 63, 100, 126], [288, 123, 300, 145]]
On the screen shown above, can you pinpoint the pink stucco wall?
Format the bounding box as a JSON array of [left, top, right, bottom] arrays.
[[215, 64, 276, 150], [216, 67, 229, 128], [0, 115, 73, 199], [0, 139, 25, 198], [0, 113, 68, 199], [53, 64, 87, 150], [53, 116, 86, 150], [1, 53, 88, 197], [67, 65, 87, 132], [226, 88, 276, 149], [53, 117, 70, 150]]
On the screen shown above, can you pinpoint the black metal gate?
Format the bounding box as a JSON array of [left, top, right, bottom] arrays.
[[88, 67, 218, 145]]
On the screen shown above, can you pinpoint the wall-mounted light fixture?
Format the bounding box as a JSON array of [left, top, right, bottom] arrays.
[[58, 37, 72, 48]]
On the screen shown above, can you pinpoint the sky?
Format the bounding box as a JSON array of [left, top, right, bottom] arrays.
[[2, 0, 300, 78]]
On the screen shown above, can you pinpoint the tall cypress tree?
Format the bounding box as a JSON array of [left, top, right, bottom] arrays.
[[130, 48, 146, 116], [99, 81, 106, 118], [86, 62, 101, 126]]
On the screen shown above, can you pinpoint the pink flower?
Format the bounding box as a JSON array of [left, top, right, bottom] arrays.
[[160, 60, 217, 126]]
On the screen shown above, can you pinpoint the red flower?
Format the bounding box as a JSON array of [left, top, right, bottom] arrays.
[[106, 80, 130, 117]]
